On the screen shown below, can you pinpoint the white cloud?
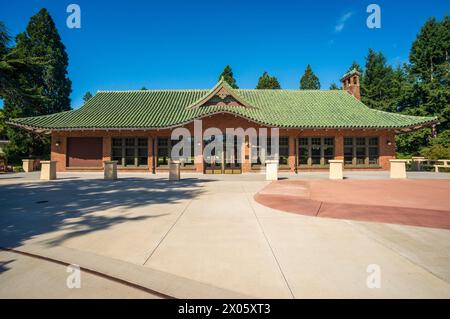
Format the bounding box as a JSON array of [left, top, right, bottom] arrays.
[[334, 11, 353, 33]]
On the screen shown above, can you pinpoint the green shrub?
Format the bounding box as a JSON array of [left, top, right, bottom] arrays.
[[13, 166, 24, 172], [420, 144, 450, 160]]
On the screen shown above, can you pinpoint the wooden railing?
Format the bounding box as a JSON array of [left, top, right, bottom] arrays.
[[404, 157, 450, 172]]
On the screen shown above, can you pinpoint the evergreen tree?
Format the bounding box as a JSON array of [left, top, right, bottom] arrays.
[[0, 21, 44, 99], [2, 9, 72, 163], [329, 83, 339, 90], [83, 91, 93, 102], [299, 64, 320, 89], [410, 16, 449, 83], [256, 71, 281, 89], [0, 21, 12, 97], [14, 8, 72, 114], [219, 65, 238, 89], [346, 61, 363, 74], [360, 49, 398, 112], [397, 16, 450, 155]]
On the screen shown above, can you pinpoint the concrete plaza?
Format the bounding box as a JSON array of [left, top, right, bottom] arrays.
[[0, 171, 449, 298]]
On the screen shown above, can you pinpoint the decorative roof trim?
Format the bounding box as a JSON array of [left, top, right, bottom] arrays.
[[186, 79, 255, 109]]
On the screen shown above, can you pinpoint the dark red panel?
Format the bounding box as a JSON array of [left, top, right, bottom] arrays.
[[67, 137, 103, 167]]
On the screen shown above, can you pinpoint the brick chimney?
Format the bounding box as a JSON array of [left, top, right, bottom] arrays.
[[341, 68, 361, 100]]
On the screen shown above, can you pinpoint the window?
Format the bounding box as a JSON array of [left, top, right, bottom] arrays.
[[279, 137, 289, 165], [297, 137, 334, 166], [157, 137, 170, 166], [157, 137, 195, 167], [251, 136, 289, 166], [343, 137, 379, 166], [111, 137, 148, 167], [298, 138, 309, 165]]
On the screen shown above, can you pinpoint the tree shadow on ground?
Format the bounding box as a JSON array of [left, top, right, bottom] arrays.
[[0, 259, 15, 274], [0, 177, 210, 249]]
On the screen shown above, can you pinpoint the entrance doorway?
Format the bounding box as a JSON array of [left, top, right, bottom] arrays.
[[204, 135, 242, 174]]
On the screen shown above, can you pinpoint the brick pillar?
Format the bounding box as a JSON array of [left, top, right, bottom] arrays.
[[380, 131, 396, 169], [51, 133, 66, 172], [195, 138, 204, 173], [335, 132, 344, 160], [242, 136, 251, 172], [148, 136, 154, 173], [102, 136, 111, 165], [288, 135, 296, 172]]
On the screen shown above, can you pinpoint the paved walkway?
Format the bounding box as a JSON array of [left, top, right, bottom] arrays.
[[0, 171, 449, 298]]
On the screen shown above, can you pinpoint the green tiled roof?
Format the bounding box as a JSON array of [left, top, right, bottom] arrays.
[[7, 80, 437, 131]]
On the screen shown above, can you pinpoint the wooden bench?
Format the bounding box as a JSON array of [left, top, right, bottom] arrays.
[[433, 159, 450, 172], [406, 158, 450, 172]]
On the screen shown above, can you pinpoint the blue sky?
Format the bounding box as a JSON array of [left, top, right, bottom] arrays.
[[1, 0, 448, 109]]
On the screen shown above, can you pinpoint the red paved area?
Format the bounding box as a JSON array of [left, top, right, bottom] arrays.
[[254, 179, 450, 229]]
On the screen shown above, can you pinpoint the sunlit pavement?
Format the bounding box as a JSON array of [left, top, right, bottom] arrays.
[[0, 171, 449, 298]]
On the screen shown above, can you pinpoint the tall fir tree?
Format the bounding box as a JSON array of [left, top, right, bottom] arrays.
[[360, 49, 398, 112], [346, 61, 363, 74], [329, 83, 339, 90], [219, 65, 238, 89], [256, 71, 281, 89], [2, 9, 72, 163], [0, 21, 44, 100], [396, 15, 450, 155], [299, 64, 320, 89], [83, 91, 93, 102]]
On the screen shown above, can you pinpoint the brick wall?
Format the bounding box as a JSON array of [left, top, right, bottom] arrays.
[[51, 113, 396, 173]]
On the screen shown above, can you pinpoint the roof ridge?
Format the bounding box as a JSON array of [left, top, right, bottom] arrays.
[[96, 89, 209, 93], [96, 89, 346, 93]]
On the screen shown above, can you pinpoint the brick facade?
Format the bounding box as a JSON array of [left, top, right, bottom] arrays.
[[51, 113, 396, 173]]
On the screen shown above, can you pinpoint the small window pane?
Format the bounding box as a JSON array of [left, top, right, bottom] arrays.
[[138, 148, 148, 157], [344, 147, 353, 165], [138, 157, 148, 166], [299, 147, 308, 164], [356, 147, 366, 164], [344, 137, 353, 146], [311, 145, 321, 164], [125, 157, 135, 166], [324, 146, 334, 158], [158, 138, 168, 146], [125, 138, 135, 147], [299, 138, 308, 146], [125, 148, 135, 157], [112, 138, 122, 147], [369, 147, 379, 164], [369, 137, 378, 146], [324, 137, 334, 146], [138, 138, 148, 147], [279, 137, 289, 146], [356, 137, 366, 146]]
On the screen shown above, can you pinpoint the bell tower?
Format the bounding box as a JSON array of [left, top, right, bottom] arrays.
[[341, 68, 361, 100]]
